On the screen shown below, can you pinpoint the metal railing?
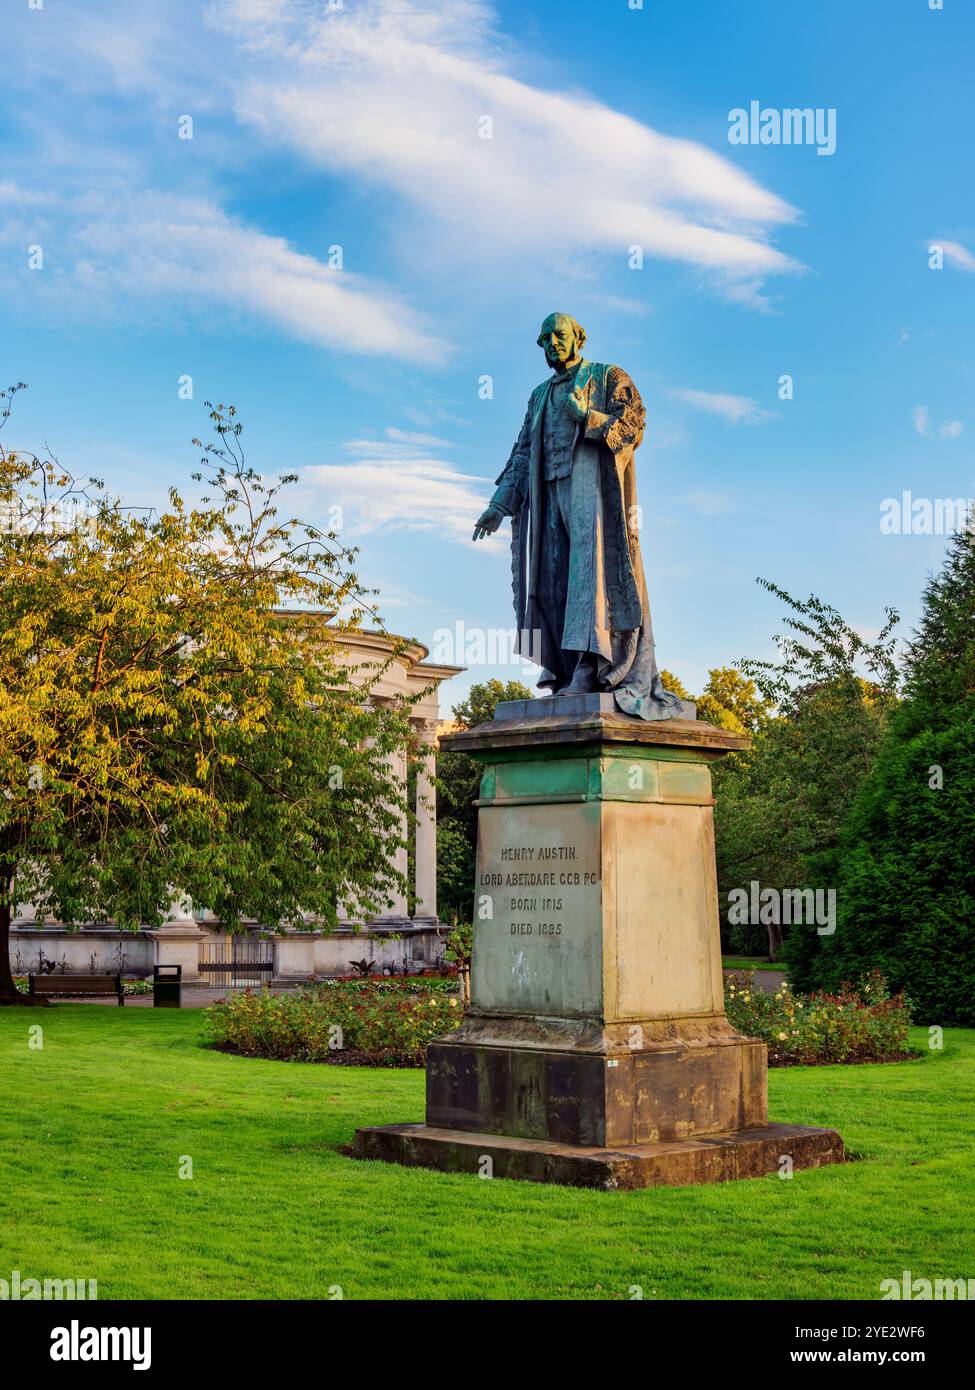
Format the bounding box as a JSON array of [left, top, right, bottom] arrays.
[[199, 937, 274, 989]]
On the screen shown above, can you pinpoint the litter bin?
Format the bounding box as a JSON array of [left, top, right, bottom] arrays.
[[153, 963, 182, 1008]]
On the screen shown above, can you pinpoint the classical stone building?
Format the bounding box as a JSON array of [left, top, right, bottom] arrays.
[[9, 625, 463, 986]]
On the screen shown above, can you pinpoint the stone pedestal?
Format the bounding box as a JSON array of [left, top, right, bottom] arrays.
[[149, 920, 205, 984], [353, 697, 844, 1189], [271, 930, 318, 985]]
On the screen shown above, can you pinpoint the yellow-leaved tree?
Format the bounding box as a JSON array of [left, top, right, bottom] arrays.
[[0, 386, 415, 1005]]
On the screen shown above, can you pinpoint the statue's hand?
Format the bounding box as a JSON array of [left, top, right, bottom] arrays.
[[473, 505, 505, 542], [566, 385, 589, 424]]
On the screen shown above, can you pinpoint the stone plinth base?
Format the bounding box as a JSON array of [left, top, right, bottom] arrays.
[[349, 707, 843, 1191], [352, 1121, 844, 1191], [494, 692, 698, 723], [425, 1015, 767, 1146]]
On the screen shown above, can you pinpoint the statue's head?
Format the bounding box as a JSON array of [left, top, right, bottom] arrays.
[[537, 313, 586, 371]]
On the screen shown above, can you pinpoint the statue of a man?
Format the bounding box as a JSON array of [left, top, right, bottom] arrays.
[[473, 312, 682, 720]]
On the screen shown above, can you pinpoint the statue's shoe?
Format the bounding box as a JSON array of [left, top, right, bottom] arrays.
[[559, 669, 598, 696]]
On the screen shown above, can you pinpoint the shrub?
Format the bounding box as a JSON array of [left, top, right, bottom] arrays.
[[443, 923, 472, 970], [788, 698, 975, 1024], [724, 969, 914, 1066], [315, 975, 458, 995], [790, 528, 975, 1024], [204, 980, 463, 1066], [714, 584, 899, 963]]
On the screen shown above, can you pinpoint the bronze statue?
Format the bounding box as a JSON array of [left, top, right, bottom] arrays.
[[473, 313, 681, 720]]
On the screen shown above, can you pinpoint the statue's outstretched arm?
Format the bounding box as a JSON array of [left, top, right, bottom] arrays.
[[473, 399, 532, 541]]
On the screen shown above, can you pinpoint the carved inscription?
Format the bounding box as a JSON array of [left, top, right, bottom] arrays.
[[479, 841, 599, 939]]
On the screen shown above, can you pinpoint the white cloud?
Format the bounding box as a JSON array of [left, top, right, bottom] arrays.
[[0, 188, 445, 360], [3, 1, 227, 112], [1, 0, 805, 349], [212, 0, 803, 303], [937, 239, 975, 272], [648, 425, 689, 450], [913, 405, 965, 441], [677, 490, 732, 516], [913, 405, 932, 438], [0, 0, 806, 358], [361, 579, 434, 610], [671, 388, 772, 425], [305, 449, 497, 547], [577, 293, 654, 316], [385, 427, 453, 447], [0, 182, 52, 206]]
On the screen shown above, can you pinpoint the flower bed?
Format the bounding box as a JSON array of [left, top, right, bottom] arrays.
[[315, 974, 459, 993], [204, 971, 913, 1070], [204, 980, 463, 1066], [724, 969, 915, 1066]]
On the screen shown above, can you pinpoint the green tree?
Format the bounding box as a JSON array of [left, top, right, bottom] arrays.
[[792, 525, 975, 1021], [435, 677, 532, 923], [901, 521, 975, 721], [714, 581, 899, 961], [696, 667, 771, 736], [450, 679, 534, 731], [0, 387, 413, 1004], [662, 666, 769, 734], [659, 669, 691, 701]]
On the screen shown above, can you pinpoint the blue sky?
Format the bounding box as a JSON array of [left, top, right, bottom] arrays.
[[2, 0, 973, 713]]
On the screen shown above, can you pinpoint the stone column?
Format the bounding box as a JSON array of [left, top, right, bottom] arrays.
[[149, 891, 205, 984], [369, 747, 410, 926], [272, 930, 317, 985], [413, 719, 438, 924]]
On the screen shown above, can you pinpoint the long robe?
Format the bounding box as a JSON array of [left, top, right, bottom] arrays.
[[491, 359, 681, 721]]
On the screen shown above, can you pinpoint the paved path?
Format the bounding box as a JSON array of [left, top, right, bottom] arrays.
[[723, 967, 787, 995], [52, 987, 292, 1009], [52, 977, 788, 1007]]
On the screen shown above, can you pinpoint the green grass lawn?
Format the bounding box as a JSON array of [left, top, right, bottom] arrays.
[[721, 956, 783, 972], [1, 1006, 971, 1300]]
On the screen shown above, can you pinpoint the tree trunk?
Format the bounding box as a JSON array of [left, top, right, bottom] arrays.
[[766, 918, 783, 964], [0, 886, 43, 1005]]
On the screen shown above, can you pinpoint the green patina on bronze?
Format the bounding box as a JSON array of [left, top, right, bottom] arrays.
[[470, 313, 684, 721], [466, 739, 715, 766], [478, 748, 713, 806]]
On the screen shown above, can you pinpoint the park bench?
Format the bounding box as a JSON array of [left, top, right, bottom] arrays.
[[28, 973, 125, 1006]]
